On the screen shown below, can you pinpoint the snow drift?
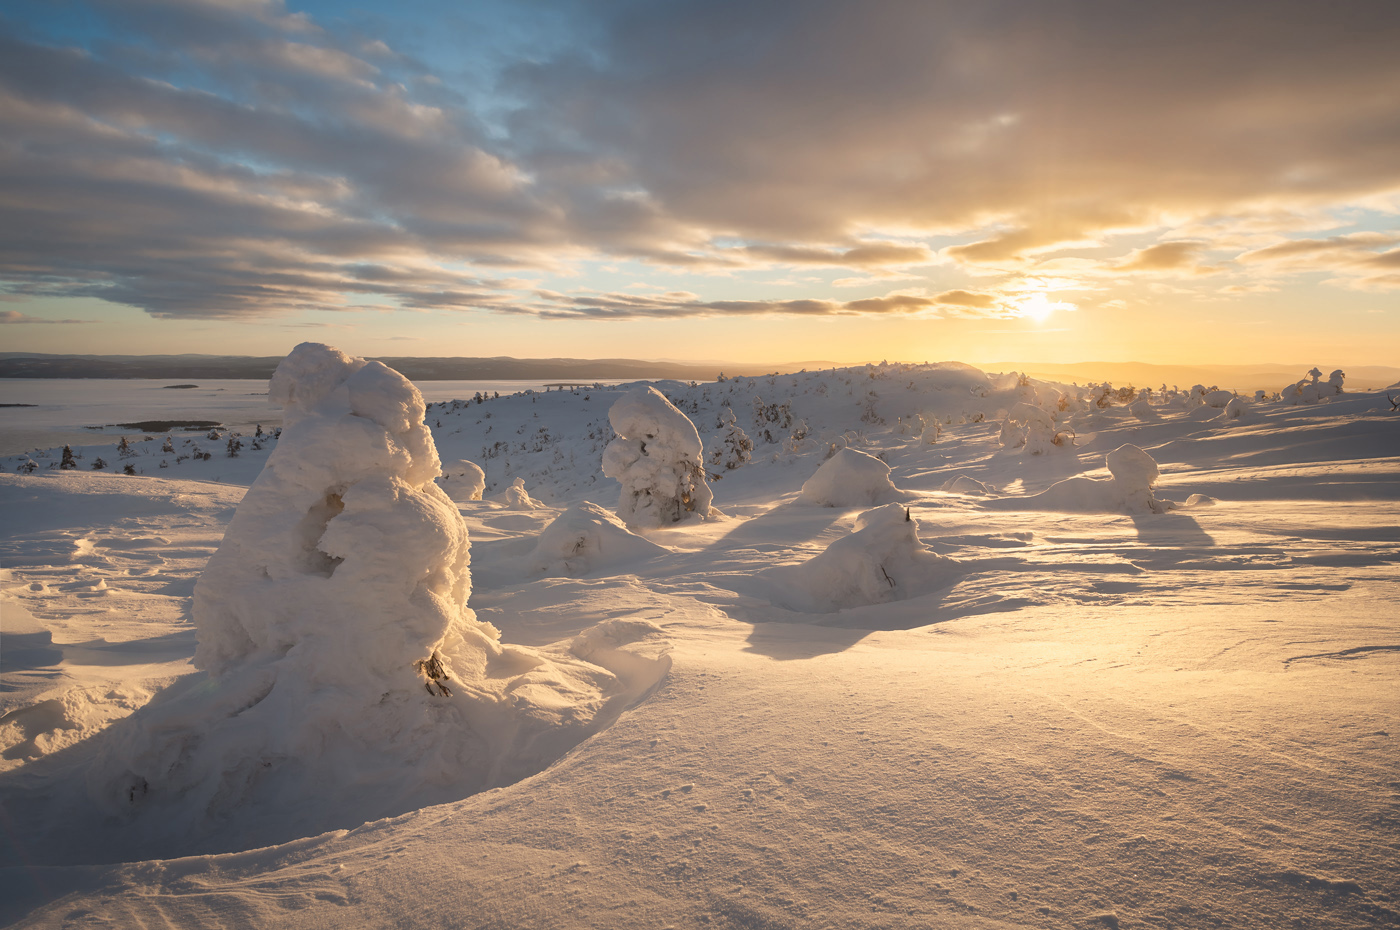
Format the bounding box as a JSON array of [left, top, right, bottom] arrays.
[[531, 501, 669, 576], [85, 344, 671, 855], [765, 503, 960, 612], [984, 443, 1177, 515]]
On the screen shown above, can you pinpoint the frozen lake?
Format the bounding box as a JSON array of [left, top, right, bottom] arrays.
[[0, 378, 616, 455]]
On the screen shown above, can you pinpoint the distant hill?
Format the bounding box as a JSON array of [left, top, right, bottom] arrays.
[[0, 353, 810, 382], [980, 361, 1400, 394]]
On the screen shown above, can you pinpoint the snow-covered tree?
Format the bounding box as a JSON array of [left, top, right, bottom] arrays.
[[89, 343, 674, 852], [708, 406, 753, 470], [60, 445, 76, 470], [602, 386, 713, 528], [439, 459, 486, 501]]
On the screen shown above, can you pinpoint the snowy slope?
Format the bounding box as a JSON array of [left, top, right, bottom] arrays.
[[1, 361, 1397, 929]]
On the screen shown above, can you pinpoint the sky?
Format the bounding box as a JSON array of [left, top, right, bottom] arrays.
[[1, 0, 1398, 367]]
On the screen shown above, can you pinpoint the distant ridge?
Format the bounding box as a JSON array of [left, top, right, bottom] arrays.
[[0, 353, 815, 382], [981, 361, 1400, 394]]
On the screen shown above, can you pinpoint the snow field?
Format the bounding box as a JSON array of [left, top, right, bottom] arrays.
[[2, 359, 1398, 928]]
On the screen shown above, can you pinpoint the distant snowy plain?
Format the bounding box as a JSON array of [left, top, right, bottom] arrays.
[[1, 360, 1397, 929]]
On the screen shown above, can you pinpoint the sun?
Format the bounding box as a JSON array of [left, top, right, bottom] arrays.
[[1019, 292, 1056, 322]]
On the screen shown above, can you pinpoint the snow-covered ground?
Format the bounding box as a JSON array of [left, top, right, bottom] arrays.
[[1, 358, 1397, 929]]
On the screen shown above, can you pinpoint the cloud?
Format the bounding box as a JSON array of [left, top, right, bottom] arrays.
[[510, 1, 1400, 257], [932, 289, 999, 309], [0, 310, 93, 324], [740, 242, 932, 267], [3, 0, 1399, 321], [1113, 241, 1210, 272], [1235, 232, 1400, 290]]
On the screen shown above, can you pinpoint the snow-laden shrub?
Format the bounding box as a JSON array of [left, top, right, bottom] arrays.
[[603, 386, 713, 528], [1129, 398, 1160, 421], [495, 475, 546, 510], [1106, 443, 1172, 514], [531, 501, 669, 576], [1280, 368, 1343, 405], [919, 417, 942, 445], [90, 344, 671, 853], [1203, 389, 1234, 408], [1001, 402, 1058, 455], [799, 448, 900, 507], [1221, 396, 1253, 422], [708, 406, 753, 470], [764, 503, 960, 611], [439, 458, 485, 501]]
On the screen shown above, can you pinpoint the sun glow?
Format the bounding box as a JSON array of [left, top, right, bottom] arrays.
[[1013, 292, 1075, 324]]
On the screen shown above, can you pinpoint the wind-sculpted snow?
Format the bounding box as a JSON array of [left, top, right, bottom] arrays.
[[983, 443, 1176, 515], [51, 344, 672, 860]]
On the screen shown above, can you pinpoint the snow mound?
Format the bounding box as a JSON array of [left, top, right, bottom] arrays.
[[495, 475, 546, 510], [799, 448, 901, 507], [439, 458, 485, 501], [602, 386, 713, 528], [985, 444, 1176, 515], [1220, 396, 1254, 422], [1128, 398, 1160, 421], [1203, 389, 1234, 408], [765, 503, 960, 612], [531, 501, 669, 576], [86, 344, 671, 855]]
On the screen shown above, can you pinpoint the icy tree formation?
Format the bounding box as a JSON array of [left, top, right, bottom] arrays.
[[602, 386, 713, 528], [91, 344, 671, 853], [191, 342, 478, 678], [1106, 443, 1172, 515]]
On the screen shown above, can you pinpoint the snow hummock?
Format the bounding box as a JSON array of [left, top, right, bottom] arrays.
[[799, 447, 900, 507], [530, 501, 669, 576], [602, 385, 714, 528], [764, 503, 960, 612], [438, 458, 485, 501], [72, 344, 671, 856]]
